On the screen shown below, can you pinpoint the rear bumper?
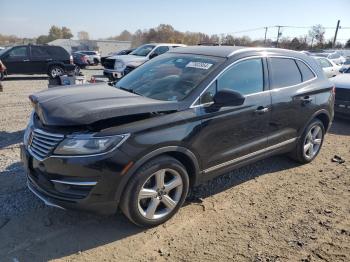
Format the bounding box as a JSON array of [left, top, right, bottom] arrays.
[[63, 64, 76, 73]]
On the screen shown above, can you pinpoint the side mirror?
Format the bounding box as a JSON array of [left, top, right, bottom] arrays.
[[213, 89, 245, 106], [149, 53, 158, 59]]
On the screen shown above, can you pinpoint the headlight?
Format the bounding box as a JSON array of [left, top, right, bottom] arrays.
[[54, 134, 129, 156], [114, 61, 125, 71]]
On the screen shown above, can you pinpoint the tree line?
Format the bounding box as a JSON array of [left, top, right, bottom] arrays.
[[1, 24, 349, 50]]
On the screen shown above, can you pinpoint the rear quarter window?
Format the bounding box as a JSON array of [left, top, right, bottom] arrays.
[[44, 46, 69, 59], [295, 60, 315, 81], [269, 58, 302, 89]]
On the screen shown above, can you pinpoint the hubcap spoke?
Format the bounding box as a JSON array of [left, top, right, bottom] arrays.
[[164, 176, 182, 192], [145, 198, 160, 219], [304, 142, 312, 153], [161, 195, 177, 209], [312, 126, 321, 139], [313, 138, 322, 145], [155, 170, 165, 189], [139, 188, 157, 199]]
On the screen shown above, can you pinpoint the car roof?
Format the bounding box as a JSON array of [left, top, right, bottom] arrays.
[[169, 46, 309, 58]]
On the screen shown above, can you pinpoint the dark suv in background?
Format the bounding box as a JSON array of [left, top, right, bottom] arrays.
[[21, 46, 334, 227], [0, 44, 75, 79]]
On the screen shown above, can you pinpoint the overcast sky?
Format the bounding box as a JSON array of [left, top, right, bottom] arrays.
[[1, 0, 350, 42]]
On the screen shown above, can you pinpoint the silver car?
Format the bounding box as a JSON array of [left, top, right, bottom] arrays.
[[103, 43, 186, 80]]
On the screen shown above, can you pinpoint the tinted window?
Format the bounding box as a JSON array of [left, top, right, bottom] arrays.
[[44, 46, 68, 58], [218, 58, 264, 95], [269, 58, 301, 88], [31, 46, 50, 57], [296, 60, 315, 81], [200, 82, 217, 104], [130, 45, 155, 57], [8, 47, 28, 57], [153, 46, 170, 55]]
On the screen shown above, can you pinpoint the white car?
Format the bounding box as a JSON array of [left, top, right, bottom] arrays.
[[314, 56, 341, 78], [311, 51, 346, 65], [103, 43, 186, 80], [74, 51, 101, 65]]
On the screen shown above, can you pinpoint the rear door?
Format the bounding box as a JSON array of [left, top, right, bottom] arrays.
[[29, 45, 51, 74], [267, 57, 317, 146], [2, 46, 31, 74]]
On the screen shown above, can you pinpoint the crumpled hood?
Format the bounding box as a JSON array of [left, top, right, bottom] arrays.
[[29, 84, 179, 126], [330, 74, 350, 89]]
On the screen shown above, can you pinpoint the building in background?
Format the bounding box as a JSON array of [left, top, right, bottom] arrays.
[[48, 39, 132, 55]]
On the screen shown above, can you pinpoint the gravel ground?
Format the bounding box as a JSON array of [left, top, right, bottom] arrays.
[[0, 67, 349, 262]]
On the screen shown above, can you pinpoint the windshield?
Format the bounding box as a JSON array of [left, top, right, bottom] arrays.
[[0, 47, 10, 56], [130, 45, 155, 57], [115, 53, 223, 101]]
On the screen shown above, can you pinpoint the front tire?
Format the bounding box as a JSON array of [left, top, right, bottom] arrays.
[[291, 119, 325, 163], [0, 71, 4, 81], [120, 156, 189, 227]]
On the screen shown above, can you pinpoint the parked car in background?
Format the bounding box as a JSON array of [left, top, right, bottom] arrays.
[[330, 74, 350, 119], [314, 56, 341, 78], [103, 43, 186, 80], [310, 51, 346, 65], [73, 52, 89, 69], [0, 47, 5, 50], [22, 46, 334, 227], [0, 44, 75, 79], [101, 49, 135, 67], [339, 58, 350, 73], [74, 50, 101, 65]]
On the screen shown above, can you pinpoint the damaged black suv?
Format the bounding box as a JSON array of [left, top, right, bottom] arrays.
[[21, 46, 334, 227]]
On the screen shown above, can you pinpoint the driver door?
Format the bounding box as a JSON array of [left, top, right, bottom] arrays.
[[2, 46, 31, 74], [194, 57, 271, 172]]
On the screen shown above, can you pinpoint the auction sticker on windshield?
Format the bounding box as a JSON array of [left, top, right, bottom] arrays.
[[186, 61, 213, 70]]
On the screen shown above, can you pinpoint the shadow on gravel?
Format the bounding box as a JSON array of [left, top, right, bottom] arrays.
[[329, 118, 350, 136], [4, 76, 48, 81], [189, 155, 299, 201], [0, 130, 24, 149]]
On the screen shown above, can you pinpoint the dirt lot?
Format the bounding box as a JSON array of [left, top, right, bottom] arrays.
[[0, 68, 349, 262]]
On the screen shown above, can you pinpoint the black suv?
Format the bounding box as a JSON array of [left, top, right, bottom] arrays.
[[0, 44, 75, 79], [21, 46, 334, 227]]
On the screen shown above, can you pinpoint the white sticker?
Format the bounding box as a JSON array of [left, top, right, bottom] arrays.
[[185, 62, 213, 70]]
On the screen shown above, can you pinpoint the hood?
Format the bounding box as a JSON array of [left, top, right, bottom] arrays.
[[107, 54, 148, 64], [330, 74, 350, 89], [29, 84, 179, 127]]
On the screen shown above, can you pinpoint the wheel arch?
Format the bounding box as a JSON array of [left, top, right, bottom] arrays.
[[299, 109, 332, 137], [114, 146, 201, 204]]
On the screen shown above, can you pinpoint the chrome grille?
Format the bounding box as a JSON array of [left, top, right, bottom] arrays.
[[28, 129, 64, 160]]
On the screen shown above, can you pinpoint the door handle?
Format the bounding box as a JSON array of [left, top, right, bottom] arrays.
[[46, 58, 53, 61], [301, 96, 313, 103], [255, 106, 269, 114], [23, 59, 30, 62]]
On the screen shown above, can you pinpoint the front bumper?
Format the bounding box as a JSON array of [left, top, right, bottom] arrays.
[[20, 143, 131, 214], [103, 69, 123, 79], [334, 99, 350, 119]]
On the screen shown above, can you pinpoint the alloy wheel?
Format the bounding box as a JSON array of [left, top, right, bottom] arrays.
[[51, 67, 63, 78], [137, 168, 183, 220], [303, 125, 323, 159]]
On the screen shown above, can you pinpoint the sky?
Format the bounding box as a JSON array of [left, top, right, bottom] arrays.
[[1, 0, 350, 43]]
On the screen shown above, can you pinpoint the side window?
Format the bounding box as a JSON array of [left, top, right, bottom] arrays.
[[269, 58, 301, 88], [296, 60, 315, 81], [8, 47, 28, 58], [31, 46, 49, 57], [217, 58, 264, 95], [318, 58, 332, 68], [200, 81, 217, 104], [153, 46, 170, 55]]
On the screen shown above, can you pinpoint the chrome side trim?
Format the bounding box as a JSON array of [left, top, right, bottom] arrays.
[[27, 180, 66, 210], [190, 54, 317, 108], [203, 138, 297, 173], [51, 180, 97, 186]]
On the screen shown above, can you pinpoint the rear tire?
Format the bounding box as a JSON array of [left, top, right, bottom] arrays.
[[120, 156, 189, 227], [0, 71, 4, 81], [48, 65, 64, 78], [290, 119, 325, 164]]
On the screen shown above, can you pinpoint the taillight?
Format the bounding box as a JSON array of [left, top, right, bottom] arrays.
[[332, 85, 336, 95], [70, 55, 73, 65]]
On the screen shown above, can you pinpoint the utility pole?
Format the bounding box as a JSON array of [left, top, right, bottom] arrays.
[[332, 20, 340, 48], [276, 26, 282, 47], [264, 27, 268, 46]]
